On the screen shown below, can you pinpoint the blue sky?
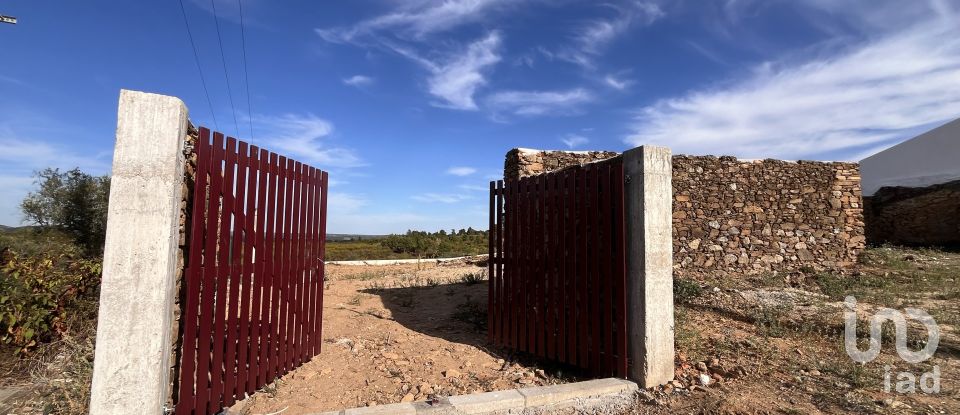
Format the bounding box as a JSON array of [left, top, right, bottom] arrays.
[[1, 0, 958, 234]]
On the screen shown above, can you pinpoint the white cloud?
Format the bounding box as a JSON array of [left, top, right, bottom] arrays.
[[487, 88, 594, 117], [411, 193, 473, 203], [447, 166, 477, 176], [317, 0, 515, 42], [458, 183, 489, 192], [626, 16, 960, 161], [558, 1, 664, 68], [603, 74, 633, 90], [342, 75, 374, 87], [560, 134, 590, 149], [424, 32, 502, 110], [253, 114, 364, 168]]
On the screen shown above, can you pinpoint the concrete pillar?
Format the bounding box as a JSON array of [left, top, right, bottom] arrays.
[[623, 145, 674, 388], [89, 90, 188, 414]]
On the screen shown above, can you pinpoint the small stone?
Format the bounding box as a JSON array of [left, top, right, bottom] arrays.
[[696, 362, 708, 372], [381, 352, 400, 360], [698, 373, 711, 386], [443, 369, 461, 378], [400, 393, 415, 403]]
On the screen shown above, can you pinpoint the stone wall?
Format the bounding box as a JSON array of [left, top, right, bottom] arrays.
[[504, 148, 619, 180], [503, 149, 866, 274], [863, 180, 960, 246]]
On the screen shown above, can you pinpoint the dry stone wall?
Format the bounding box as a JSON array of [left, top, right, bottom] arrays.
[[504, 149, 866, 275], [863, 180, 960, 246]]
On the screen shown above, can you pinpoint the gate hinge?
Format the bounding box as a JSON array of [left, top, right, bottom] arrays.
[[162, 403, 175, 414], [624, 174, 632, 184]]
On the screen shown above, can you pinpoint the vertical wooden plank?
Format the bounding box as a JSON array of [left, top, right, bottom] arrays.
[[515, 179, 525, 351], [278, 158, 295, 375], [300, 166, 315, 363], [576, 166, 589, 368], [563, 168, 579, 364], [211, 133, 236, 410], [496, 181, 504, 347], [513, 178, 522, 350], [287, 162, 302, 370], [316, 171, 329, 354], [225, 140, 249, 405], [176, 128, 211, 414], [590, 164, 602, 375], [267, 154, 284, 381], [544, 173, 554, 360], [537, 174, 547, 358], [195, 131, 221, 414], [259, 151, 277, 387], [557, 170, 568, 364], [532, 175, 542, 357], [503, 180, 513, 348], [309, 168, 322, 356], [296, 163, 309, 364], [247, 147, 267, 394], [601, 162, 614, 377], [550, 172, 560, 361], [521, 178, 532, 353], [487, 181, 495, 344], [613, 159, 628, 378]]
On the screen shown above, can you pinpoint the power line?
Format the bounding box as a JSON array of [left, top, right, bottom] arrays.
[[177, 0, 219, 131], [237, 0, 254, 141], [210, 0, 241, 138]]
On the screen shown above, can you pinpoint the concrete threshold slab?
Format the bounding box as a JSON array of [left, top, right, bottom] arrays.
[[309, 378, 637, 415]]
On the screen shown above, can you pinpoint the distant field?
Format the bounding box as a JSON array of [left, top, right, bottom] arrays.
[[324, 232, 488, 261]]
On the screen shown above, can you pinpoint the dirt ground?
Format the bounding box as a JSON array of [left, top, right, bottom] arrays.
[[232, 247, 960, 415], [230, 260, 573, 414]]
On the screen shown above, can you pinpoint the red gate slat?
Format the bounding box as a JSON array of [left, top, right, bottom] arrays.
[[543, 173, 554, 360], [225, 139, 248, 405], [177, 128, 211, 414], [521, 177, 531, 353], [528, 175, 544, 357], [600, 162, 613, 376], [613, 160, 627, 377], [557, 170, 568, 364], [496, 180, 504, 347], [287, 161, 302, 371], [564, 169, 576, 366], [247, 147, 267, 394], [487, 181, 495, 343], [316, 171, 329, 353], [300, 165, 314, 363]]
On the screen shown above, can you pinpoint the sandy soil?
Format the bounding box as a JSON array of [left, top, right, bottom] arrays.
[[229, 261, 572, 414]]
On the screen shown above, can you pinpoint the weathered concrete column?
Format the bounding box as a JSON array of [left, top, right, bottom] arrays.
[[623, 145, 674, 388], [89, 90, 188, 414]]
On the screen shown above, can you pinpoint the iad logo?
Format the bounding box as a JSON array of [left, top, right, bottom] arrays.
[[843, 296, 941, 394]]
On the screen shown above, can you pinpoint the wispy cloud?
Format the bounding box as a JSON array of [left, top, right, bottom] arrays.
[[487, 88, 594, 117], [447, 166, 478, 176], [626, 13, 960, 161], [317, 0, 516, 42], [458, 183, 489, 192], [342, 75, 374, 87], [253, 114, 364, 168], [603, 74, 633, 90], [423, 32, 502, 110], [411, 193, 473, 203], [557, 1, 665, 68], [560, 134, 590, 149]]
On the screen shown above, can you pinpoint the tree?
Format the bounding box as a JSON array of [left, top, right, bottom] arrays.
[[21, 168, 110, 255]]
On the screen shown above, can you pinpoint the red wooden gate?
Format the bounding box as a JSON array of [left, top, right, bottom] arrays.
[[488, 157, 627, 378], [175, 127, 329, 415]]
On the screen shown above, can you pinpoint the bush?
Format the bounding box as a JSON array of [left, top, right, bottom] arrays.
[[21, 168, 110, 256], [0, 248, 101, 354]]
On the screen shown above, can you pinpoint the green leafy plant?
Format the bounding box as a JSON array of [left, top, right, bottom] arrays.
[[0, 248, 101, 354]]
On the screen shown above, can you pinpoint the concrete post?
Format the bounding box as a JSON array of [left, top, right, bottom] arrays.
[[623, 145, 674, 388], [89, 90, 188, 414]]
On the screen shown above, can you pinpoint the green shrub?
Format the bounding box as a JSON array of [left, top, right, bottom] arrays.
[[674, 277, 704, 304], [0, 248, 101, 354]]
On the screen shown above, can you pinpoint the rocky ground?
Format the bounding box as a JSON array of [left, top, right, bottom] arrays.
[[230, 247, 958, 414]]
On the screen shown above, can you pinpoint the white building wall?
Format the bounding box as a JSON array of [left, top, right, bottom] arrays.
[[861, 117, 960, 196]]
